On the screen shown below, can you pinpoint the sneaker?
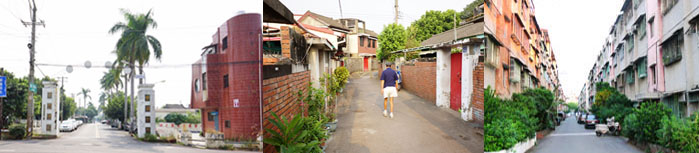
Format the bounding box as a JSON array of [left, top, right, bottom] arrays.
[[390, 112, 394, 118], [383, 110, 388, 117]]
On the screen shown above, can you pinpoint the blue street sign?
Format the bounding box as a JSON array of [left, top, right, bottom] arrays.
[[0, 76, 6, 97], [29, 83, 37, 93]]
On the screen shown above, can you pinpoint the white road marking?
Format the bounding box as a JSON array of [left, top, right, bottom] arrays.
[[549, 132, 596, 137], [95, 124, 100, 138]]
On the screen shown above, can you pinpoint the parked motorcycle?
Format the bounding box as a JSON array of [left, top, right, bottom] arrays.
[[596, 117, 620, 136]]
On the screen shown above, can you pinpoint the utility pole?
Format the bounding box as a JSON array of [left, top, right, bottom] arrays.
[[338, 0, 343, 18], [394, 0, 399, 24], [1, 68, 4, 140], [21, 0, 44, 139]]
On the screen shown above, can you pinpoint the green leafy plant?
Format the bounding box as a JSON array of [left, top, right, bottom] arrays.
[[655, 113, 699, 152], [333, 66, 349, 90], [142, 133, 159, 142], [8, 123, 26, 140], [263, 112, 319, 153], [623, 102, 671, 144], [484, 86, 538, 151]]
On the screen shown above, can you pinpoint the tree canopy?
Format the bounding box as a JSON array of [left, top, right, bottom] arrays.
[[407, 9, 461, 43], [377, 23, 407, 61]]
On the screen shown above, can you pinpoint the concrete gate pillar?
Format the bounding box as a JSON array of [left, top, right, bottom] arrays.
[[436, 48, 451, 108], [137, 84, 156, 138], [41, 81, 60, 136]]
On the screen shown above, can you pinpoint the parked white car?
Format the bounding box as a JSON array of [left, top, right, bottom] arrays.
[[60, 120, 75, 132]]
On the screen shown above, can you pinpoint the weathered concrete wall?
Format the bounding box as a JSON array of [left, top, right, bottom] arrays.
[[345, 57, 364, 73]]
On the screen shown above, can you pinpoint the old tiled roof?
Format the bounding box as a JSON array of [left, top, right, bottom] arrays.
[[420, 21, 484, 46], [305, 11, 348, 30], [362, 28, 378, 37]]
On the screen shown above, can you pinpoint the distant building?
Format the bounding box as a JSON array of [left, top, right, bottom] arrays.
[[484, 0, 563, 99], [155, 104, 198, 119], [578, 0, 699, 118], [190, 12, 262, 139]]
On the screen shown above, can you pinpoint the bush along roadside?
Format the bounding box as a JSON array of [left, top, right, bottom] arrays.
[[622, 101, 699, 152], [484, 86, 542, 152]]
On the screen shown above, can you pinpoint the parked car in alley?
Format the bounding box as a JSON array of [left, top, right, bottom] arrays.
[[577, 113, 587, 124], [584, 114, 599, 129]]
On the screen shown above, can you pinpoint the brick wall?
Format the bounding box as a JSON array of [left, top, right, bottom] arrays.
[[262, 71, 310, 153], [401, 62, 437, 104], [472, 62, 485, 121]]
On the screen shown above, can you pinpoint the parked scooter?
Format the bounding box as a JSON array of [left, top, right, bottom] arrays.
[[595, 117, 621, 136]]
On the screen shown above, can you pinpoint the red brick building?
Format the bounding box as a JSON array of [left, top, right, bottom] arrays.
[[190, 13, 263, 140]]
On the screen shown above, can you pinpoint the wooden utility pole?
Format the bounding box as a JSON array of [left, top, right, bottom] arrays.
[[21, 0, 44, 139], [394, 0, 399, 24]]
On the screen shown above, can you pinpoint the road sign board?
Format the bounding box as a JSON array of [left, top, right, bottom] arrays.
[[0, 76, 6, 97], [29, 83, 37, 93]]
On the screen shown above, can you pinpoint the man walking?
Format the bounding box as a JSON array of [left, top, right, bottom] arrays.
[[380, 62, 399, 118]]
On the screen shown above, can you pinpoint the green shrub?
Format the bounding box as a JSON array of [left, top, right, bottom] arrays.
[[656, 114, 699, 152], [263, 112, 320, 153], [623, 102, 671, 144], [333, 66, 349, 89], [590, 82, 634, 123], [8, 123, 26, 140], [484, 87, 537, 152], [143, 133, 159, 142]]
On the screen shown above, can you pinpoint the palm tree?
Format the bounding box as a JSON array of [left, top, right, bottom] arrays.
[[100, 68, 122, 93], [109, 9, 163, 84], [77, 88, 91, 109]]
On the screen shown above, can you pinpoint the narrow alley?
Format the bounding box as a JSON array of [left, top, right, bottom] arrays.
[[325, 72, 484, 153]]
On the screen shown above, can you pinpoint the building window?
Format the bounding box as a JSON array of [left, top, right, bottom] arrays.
[[360, 37, 364, 47], [223, 74, 229, 88], [194, 79, 200, 92], [485, 38, 499, 67], [202, 72, 207, 90], [626, 69, 635, 84], [47, 113, 52, 120], [225, 120, 230, 128], [634, 0, 643, 9], [222, 37, 228, 50], [47, 92, 52, 99], [662, 0, 678, 14], [650, 65, 657, 84], [146, 127, 151, 134], [636, 16, 646, 38], [625, 35, 634, 53], [145, 105, 151, 112], [662, 30, 683, 65], [208, 112, 214, 121], [145, 116, 151, 123], [145, 94, 151, 102], [509, 58, 521, 83], [373, 40, 376, 48], [648, 17, 654, 38], [638, 58, 647, 78], [47, 103, 52, 110], [46, 124, 51, 132]]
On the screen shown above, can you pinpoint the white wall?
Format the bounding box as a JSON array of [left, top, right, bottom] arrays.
[[436, 48, 451, 108]]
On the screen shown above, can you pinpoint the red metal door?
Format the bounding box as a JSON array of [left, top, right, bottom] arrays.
[[450, 53, 462, 111], [363, 57, 369, 71]]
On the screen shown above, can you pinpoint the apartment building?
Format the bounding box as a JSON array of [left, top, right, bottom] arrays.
[[580, 0, 699, 117], [484, 0, 563, 99]]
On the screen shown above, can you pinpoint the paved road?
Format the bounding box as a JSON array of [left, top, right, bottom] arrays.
[[0, 123, 255, 153], [325, 72, 484, 153], [528, 116, 643, 153]]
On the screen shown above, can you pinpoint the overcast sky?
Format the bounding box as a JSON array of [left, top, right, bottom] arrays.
[[279, 0, 475, 33], [0, 0, 260, 108], [532, 0, 624, 101]]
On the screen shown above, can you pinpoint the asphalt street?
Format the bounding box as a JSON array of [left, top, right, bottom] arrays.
[[528, 116, 643, 153], [0, 123, 256, 153]]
